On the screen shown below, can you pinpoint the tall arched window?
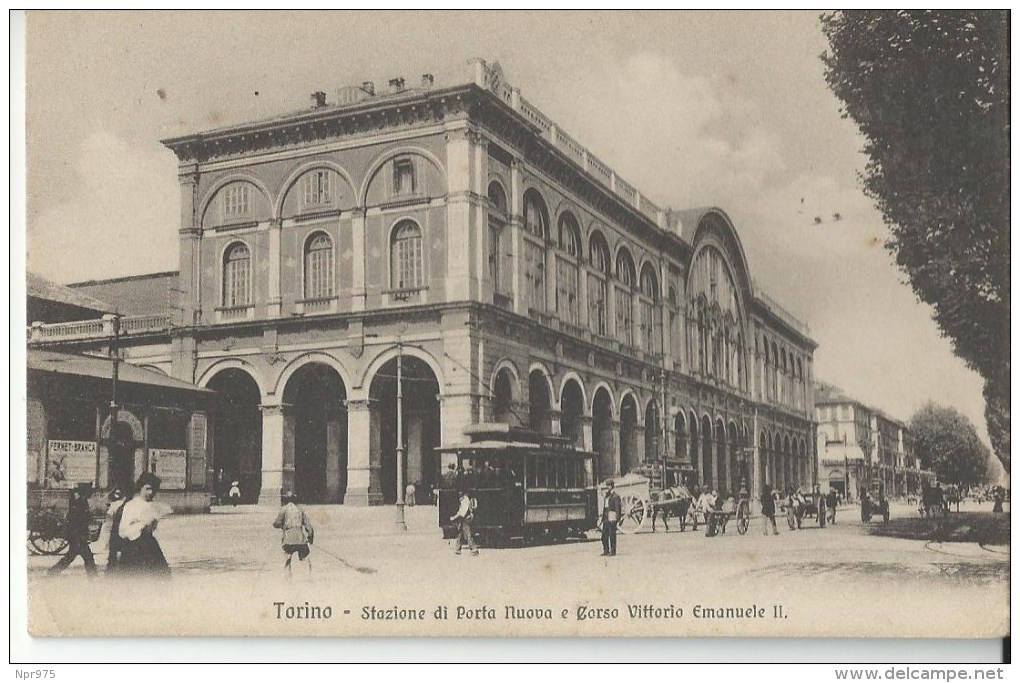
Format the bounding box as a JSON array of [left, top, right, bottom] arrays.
[[391, 220, 423, 291], [587, 231, 610, 336], [771, 342, 780, 402], [303, 232, 334, 299], [487, 182, 511, 304], [522, 190, 549, 312], [222, 242, 251, 307], [669, 286, 681, 365], [556, 212, 581, 326], [639, 263, 659, 354], [615, 248, 636, 347]]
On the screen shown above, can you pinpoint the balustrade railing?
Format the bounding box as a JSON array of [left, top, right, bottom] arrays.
[[28, 313, 173, 343]]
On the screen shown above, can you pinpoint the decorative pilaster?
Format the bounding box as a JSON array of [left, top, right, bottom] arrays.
[[177, 166, 201, 326], [580, 414, 594, 452], [345, 397, 382, 506], [259, 402, 294, 505], [444, 125, 476, 301], [509, 159, 524, 315], [267, 218, 282, 317], [351, 208, 366, 311]]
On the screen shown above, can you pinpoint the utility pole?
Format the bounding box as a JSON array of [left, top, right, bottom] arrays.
[[394, 340, 407, 531]]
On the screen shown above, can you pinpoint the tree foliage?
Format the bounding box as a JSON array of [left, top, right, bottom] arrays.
[[821, 11, 1010, 472], [910, 402, 993, 487]]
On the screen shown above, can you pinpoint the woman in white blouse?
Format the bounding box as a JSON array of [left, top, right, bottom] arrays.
[[115, 472, 171, 578]]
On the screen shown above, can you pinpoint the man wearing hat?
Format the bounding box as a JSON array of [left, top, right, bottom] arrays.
[[601, 479, 622, 556]]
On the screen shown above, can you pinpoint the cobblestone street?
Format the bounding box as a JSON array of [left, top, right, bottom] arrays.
[[27, 501, 1009, 638]]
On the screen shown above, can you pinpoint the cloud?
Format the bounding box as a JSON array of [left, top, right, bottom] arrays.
[[27, 131, 178, 284]]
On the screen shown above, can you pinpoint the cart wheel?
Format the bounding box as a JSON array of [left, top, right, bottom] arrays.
[[30, 531, 69, 556], [736, 503, 750, 535], [617, 495, 646, 533]]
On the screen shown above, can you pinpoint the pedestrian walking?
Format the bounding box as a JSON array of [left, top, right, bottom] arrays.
[[826, 488, 838, 524], [98, 487, 126, 572], [815, 484, 827, 528], [228, 481, 241, 507], [761, 484, 779, 536], [114, 473, 171, 578], [450, 488, 478, 556], [785, 488, 802, 530], [405, 482, 416, 507], [992, 486, 1005, 513], [600, 479, 622, 556], [48, 486, 98, 578], [273, 491, 315, 578]]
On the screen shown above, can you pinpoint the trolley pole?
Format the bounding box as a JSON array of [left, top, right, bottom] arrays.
[[394, 341, 407, 531]]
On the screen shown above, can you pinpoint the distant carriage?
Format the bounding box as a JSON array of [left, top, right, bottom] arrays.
[[599, 468, 750, 536], [861, 481, 891, 523]]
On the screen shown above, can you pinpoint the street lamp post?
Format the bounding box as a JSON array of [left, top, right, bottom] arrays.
[[108, 314, 122, 491], [394, 341, 407, 531]]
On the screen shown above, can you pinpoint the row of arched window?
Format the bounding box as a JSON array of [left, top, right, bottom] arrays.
[[219, 221, 424, 308], [760, 335, 808, 410], [489, 182, 665, 354]]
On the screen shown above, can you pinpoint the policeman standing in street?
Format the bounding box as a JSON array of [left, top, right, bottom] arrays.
[[601, 479, 622, 556]]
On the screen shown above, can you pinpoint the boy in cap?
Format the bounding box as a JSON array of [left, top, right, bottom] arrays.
[[273, 491, 314, 578]]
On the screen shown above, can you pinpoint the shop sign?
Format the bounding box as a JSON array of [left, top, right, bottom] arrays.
[[47, 440, 97, 488], [151, 448, 188, 490]]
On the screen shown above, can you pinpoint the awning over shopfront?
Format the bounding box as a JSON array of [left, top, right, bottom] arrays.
[[28, 349, 211, 395]]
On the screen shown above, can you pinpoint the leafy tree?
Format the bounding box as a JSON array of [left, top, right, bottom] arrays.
[[910, 402, 992, 487], [821, 11, 1010, 472]]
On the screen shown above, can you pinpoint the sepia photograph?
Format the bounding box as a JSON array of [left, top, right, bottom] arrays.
[[15, 9, 1010, 653]]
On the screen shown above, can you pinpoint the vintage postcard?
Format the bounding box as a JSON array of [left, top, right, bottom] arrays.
[[21, 10, 1009, 641]]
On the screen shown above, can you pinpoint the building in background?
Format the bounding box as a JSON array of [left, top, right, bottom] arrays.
[[28, 349, 213, 512], [27, 272, 113, 325], [814, 381, 931, 500], [28, 61, 817, 505]]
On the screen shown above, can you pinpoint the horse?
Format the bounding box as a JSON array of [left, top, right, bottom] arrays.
[[650, 486, 693, 532]]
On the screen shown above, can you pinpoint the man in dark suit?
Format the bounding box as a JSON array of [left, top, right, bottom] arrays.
[[601, 479, 622, 556]]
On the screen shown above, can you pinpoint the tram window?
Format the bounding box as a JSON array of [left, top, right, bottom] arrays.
[[584, 458, 594, 487], [526, 455, 536, 488]]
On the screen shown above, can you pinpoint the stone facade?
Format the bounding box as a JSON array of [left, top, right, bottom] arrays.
[[31, 61, 817, 505]]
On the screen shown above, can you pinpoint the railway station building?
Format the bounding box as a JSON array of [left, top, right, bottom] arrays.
[[30, 60, 818, 506]]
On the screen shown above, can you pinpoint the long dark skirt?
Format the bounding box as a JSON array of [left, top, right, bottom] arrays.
[[115, 533, 170, 578]]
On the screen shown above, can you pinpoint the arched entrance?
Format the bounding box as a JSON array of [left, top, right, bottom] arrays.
[[370, 356, 441, 505], [492, 367, 516, 425], [727, 419, 740, 496], [528, 370, 552, 434], [283, 363, 348, 504], [591, 387, 614, 480], [108, 421, 138, 494], [701, 416, 714, 490], [644, 401, 660, 463], [689, 415, 701, 488], [619, 394, 639, 474], [207, 369, 263, 503], [674, 413, 688, 469], [560, 379, 584, 447]]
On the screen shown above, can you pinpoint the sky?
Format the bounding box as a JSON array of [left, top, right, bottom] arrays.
[[20, 10, 1000, 465]]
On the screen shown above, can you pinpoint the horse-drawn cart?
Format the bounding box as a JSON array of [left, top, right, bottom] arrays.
[[27, 487, 104, 556], [598, 472, 751, 535]]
